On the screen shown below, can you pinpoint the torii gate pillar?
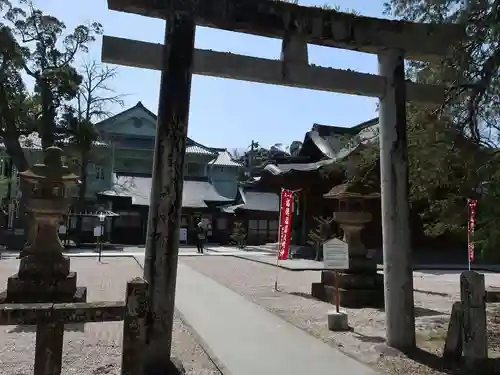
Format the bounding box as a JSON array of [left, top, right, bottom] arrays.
[[143, 13, 195, 370], [378, 49, 415, 349]]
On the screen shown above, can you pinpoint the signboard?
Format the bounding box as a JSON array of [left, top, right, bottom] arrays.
[[323, 238, 349, 270], [180, 228, 187, 243], [94, 226, 103, 237], [58, 225, 67, 235]]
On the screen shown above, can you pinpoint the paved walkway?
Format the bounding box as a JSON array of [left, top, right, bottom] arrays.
[[175, 262, 376, 375]]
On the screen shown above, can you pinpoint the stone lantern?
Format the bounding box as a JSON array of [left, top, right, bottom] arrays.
[[311, 182, 384, 308], [325, 183, 380, 270], [0, 147, 86, 303]]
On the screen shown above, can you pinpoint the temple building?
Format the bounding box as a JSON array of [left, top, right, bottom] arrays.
[[243, 117, 383, 257], [0, 102, 281, 246], [0, 102, 388, 250], [89, 102, 249, 244]]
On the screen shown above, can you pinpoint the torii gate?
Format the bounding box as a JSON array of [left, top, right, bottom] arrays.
[[102, 0, 463, 362]]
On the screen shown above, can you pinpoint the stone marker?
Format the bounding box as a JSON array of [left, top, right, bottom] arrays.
[[328, 310, 350, 332], [460, 271, 487, 369], [122, 277, 148, 375], [443, 301, 463, 362]]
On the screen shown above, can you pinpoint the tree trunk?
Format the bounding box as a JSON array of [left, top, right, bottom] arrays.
[[2, 135, 29, 173], [75, 151, 89, 245], [2, 128, 30, 240], [40, 86, 56, 150]]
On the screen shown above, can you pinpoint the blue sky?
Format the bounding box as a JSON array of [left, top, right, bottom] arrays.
[[33, 0, 387, 151]]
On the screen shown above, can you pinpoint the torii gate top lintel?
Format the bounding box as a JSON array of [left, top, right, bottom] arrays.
[[108, 0, 464, 62]]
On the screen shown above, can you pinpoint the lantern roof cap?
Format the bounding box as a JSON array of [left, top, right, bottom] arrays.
[[324, 182, 380, 200], [19, 147, 79, 183]]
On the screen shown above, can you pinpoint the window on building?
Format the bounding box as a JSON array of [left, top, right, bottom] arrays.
[[186, 163, 201, 176], [248, 220, 258, 231], [115, 211, 141, 228], [95, 165, 105, 180], [248, 219, 279, 243], [180, 216, 189, 227]]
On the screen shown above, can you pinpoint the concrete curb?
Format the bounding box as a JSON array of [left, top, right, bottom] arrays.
[[231, 254, 500, 273], [411, 264, 500, 273], [206, 246, 276, 255], [131, 255, 232, 375], [230, 254, 323, 271]]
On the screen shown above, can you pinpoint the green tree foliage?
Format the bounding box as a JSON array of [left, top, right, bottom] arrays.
[[380, 0, 500, 257], [288, 140, 302, 156], [0, 0, 102, 166], [230, 221, 247, 248]]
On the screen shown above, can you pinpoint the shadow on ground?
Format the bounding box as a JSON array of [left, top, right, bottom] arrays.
[[9, 323, 85, 333], [405, 348, 500, 374], [414, 288, 450, 297], [375, 306, 443, 318], [288, 291, 319, 301]]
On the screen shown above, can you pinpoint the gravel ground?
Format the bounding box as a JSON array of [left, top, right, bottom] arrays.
[[0, 257, 221, 375], [181, 256, 500, 375]]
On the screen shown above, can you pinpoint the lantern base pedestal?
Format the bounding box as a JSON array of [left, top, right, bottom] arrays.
[[311, 259, 384, 308], [0, 271, 87, 304], [17, 253, 71, 279]]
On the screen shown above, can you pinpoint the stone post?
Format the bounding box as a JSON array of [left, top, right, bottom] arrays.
[[378, 48, 416, 350], [460, 271, 487, 369], [143, 11, 196, 364], [122, 277, 148, 375]]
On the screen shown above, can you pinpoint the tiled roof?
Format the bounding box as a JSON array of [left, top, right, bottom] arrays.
[[221, 188, 278, 213], [209, 150, 242, 167], [0, 132, 108, 151], [100, 175, 233, 208], [183, 179, 233, 207], [186, 144, 216, 155]]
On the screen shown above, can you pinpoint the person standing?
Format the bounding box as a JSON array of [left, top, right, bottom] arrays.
[[196, 220, 206, 254]]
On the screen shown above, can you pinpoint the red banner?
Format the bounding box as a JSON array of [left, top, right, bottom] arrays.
[[468, 198, 477, 263], [278, 189, 294, 260]]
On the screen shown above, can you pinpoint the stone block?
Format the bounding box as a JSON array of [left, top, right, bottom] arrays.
[[320, 284, 384, 308], [346, 255, 378, 271], [328, 311, 349, 331], [5, 272, 78, 303], [460, 271, 487, 370], [18, 253, 70, 278], [485, 286, 500, 303], [74, 286, 87, 302], [443, 301, 463, 362], [122, 277, 148, 375], [320, 270, 383, 290], [311, 282, 325, 300]]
